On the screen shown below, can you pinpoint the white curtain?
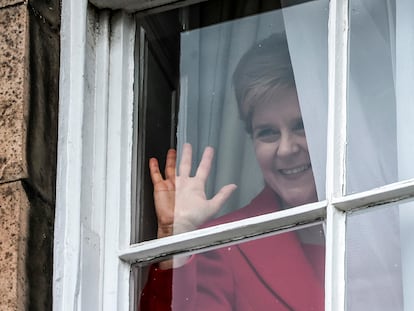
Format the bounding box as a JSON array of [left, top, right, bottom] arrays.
[[281, 0, 329, 203], [178, 1, 329, 214], [178, 8, 287, 213], [396, 0, 414, 309], [345, 0, 414, 309]]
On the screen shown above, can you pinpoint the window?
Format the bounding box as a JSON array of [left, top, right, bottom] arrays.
[[132, 1, 329, 309], [55, 0, 414, 310]]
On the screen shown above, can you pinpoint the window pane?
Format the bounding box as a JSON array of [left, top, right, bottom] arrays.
[[135, 0, 329, 241], [347, 0, 414, 194], [346, 199, 414, 310], [137, 224, 325, 310]]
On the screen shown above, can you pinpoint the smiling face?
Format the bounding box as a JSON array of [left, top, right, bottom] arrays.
[[250, 86, 317, 208]]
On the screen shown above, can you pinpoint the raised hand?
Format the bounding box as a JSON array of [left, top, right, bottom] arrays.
[[149, 143, 237, 239]]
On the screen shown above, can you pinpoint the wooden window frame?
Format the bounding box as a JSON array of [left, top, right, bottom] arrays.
[[55, 0, 414, 310]]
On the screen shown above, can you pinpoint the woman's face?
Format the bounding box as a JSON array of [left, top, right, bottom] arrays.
[[251, 87, 317, 208]]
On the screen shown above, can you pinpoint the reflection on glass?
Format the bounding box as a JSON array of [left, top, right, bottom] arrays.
[[139, 225, 325, 310], [346, 200, 414, 310], [347, 0, 414, 194]]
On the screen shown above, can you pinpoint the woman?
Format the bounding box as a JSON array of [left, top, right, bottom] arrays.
[[140, 33, 325, 311]]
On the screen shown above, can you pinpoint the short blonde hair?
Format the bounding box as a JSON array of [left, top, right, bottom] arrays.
[[232, 33, 295, 133]]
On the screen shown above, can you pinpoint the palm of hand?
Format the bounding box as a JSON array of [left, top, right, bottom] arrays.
[[150, 144, 236, 238]]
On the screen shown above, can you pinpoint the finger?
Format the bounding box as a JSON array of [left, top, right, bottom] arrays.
[[165, 149, 177, 180], [149, 157, 164, 184], [195, 146, 214, 181], [208, 184, 237, 213], [179, 143, 192, 176]]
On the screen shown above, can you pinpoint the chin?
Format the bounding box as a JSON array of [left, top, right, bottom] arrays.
[[283, 191, 318, 208]]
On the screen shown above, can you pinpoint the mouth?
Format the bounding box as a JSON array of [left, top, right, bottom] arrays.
[[279, 164, 311, 176]]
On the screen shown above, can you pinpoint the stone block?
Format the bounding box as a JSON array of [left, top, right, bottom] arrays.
[[0, 181, 29, 311], [0, 0, 24, 9], [0, 5, 29, 184]]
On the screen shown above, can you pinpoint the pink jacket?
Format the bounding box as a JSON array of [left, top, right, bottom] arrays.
[[140, 187, 325, 311]]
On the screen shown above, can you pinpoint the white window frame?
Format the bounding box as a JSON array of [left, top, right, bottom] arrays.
[[54, 2, 135, 310], [54, 0, 414, 310]]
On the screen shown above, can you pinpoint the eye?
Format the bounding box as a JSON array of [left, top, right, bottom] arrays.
[[253, 127, 281, 143]]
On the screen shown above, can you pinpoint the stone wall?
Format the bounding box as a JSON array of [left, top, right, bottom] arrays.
[[0, 0, 60, 310]]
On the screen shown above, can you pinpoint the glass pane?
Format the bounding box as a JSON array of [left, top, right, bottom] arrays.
[[347, 0, 414, 194], [135, 0, 329, 241], [137, 224, 325, 310], [346, 200, 414, 310]]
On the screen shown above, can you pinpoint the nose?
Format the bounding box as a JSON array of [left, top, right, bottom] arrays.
[[276, 131, 300, 158]]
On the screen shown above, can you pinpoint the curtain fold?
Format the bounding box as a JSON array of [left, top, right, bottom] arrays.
[[281, 0, 328, 201]]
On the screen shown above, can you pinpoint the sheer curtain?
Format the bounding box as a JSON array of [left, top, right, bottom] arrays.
[[177, 1, 329, 214], [178, 8, 286, 213], [347, 2, 402, 310], [346, 0, 414, 309], [396, 0, 414, 309], [281, 0, 328, 202]]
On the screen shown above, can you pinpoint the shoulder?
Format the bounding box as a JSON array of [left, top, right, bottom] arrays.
[[203, 187, 282, 228]]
